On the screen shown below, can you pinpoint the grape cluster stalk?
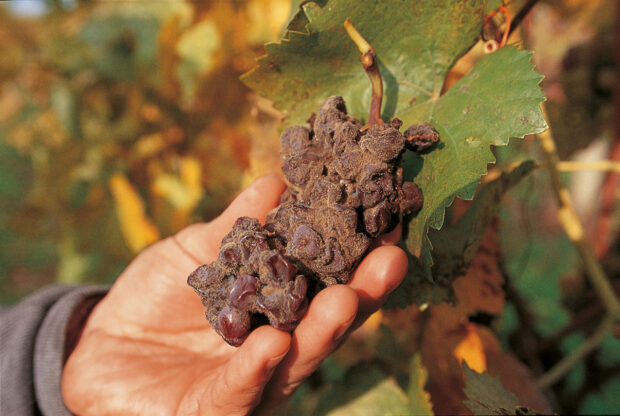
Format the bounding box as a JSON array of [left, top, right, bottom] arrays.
[[188, 96, 438, 346]]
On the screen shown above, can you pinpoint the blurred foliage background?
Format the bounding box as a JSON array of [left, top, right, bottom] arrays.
[[1, 0, 618, 414], [0, 0, 293, 302]]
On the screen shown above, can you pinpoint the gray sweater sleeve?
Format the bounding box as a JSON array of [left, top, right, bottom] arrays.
[[1, 285, 109, 416]]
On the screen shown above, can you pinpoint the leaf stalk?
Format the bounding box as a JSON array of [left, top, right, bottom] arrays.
[[344, 18, 384, 126]]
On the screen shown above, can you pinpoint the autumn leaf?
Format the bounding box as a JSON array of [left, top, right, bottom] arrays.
[[463, 363, 541, 416], [110, 173, 160, 253]]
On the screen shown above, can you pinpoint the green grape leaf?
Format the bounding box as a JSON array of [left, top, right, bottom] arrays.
[[242, 0, 546, 286], [400, 46, 546, 269], [326, 377, 411, 416], [407, 354, 435, 416], [463, 363, 541, 416], [386, 161, 536, 308], [242, 0, 488, 126], [320, 356, 434, 416]]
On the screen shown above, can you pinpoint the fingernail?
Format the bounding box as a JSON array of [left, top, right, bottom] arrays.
[[264, 352, 287, 372]]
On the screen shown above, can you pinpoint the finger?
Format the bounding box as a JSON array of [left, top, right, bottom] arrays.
[[197, 326, 291, 416], [255, 285, 358, 413], [174, 175, 287, 263], [347, 245, 408, 329]]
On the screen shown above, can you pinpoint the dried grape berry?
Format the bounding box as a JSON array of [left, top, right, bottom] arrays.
[[188, 96, 436, 346], [403, 122, 440, 153]]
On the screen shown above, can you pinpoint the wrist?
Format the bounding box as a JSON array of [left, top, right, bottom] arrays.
[[63, 293, 105, 364]]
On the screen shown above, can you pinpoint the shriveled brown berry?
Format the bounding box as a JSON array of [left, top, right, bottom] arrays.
[[404, 122, 439, 152]]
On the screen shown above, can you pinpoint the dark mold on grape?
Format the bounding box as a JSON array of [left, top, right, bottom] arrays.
[[188, 96, 437, 346]]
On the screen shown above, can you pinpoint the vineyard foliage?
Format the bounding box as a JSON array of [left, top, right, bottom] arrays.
[[1, 0, 619, 414]]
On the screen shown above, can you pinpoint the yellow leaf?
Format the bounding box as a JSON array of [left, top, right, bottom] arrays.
[[176, 17, 221, 101], [109, 173, 160, 253], [361, 309, 383, 331], [246, 0, 292, 44], [151, 156, 204, 213], [133, 133, 166, 160], [454, 323, 487, 374]]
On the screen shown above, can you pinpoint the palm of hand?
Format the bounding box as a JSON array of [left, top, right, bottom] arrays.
[[62, 176, 407, 415]]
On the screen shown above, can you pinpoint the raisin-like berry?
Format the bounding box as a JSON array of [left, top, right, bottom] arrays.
[[399, 181, 424, 215], [290, 225, 322, 260], [229, 274, 258, 308], [187, 217, 309, 346], [404, 122, 440, 152], [218, 306, 251, 346]]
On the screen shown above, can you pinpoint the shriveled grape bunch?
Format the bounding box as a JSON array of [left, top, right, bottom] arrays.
[[188, 96, 438, 346]]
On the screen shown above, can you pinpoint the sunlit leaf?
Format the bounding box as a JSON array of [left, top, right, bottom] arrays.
[[400, 47, 546, 268], [326, 378, 411, 416], [455, 324, 487, 374], [151, 156, 204, 213], [109, 173, 160, 253], [320, 356, 435, 416]]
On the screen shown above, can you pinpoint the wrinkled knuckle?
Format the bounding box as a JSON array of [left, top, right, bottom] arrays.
[[281, 380, 304, 397]]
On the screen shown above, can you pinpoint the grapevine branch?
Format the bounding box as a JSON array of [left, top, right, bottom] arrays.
[[344, 18, 384, 126], [508, 0, 541, 37], [556, 160, 620, 173], [483, 6, 511, 47], [536, 316, 612, 390], [537, 105, 620, 323], [483, 0, 540, 53], [538, 106, 620, 322]]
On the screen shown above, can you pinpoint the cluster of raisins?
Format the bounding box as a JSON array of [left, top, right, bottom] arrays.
[[187, 217, 308, 346], [188, 96, 438, 346], [266, 96, 431, 285]]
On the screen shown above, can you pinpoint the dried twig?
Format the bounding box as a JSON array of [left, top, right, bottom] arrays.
[[536, 316, 612, 390]]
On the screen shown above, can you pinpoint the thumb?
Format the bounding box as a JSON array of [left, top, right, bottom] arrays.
[[173, 174, 287, 264]]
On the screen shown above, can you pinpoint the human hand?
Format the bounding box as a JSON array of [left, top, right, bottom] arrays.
[[62, 175, 408, 415]]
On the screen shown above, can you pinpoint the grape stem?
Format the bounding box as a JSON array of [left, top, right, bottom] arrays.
[[344, 18, 384, 126]]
